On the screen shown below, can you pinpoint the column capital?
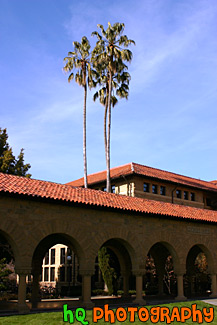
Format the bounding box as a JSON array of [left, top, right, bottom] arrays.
[[79, 269, 94, 276], [133, 270, 146, 276], [15, 267, 31, 276]]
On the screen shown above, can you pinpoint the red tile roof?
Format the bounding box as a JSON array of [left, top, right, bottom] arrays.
[[66, 162, 217, 192], [1, 172, 217, 224]]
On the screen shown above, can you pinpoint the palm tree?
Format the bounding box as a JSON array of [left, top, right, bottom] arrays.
[[93, 65, 130, 164], [92, 22, 135, 192], [63, 37, 95, 188]]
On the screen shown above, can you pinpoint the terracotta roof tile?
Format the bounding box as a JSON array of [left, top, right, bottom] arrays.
[[66, 162, 217, 192], [1, 172, 217, 224]]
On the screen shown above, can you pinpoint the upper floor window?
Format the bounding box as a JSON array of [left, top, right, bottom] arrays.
[[111, 185, 115, 193], [51, 248, 55, 265], [152, 184, 158, 194], [184, 191, 188, 200], [103, 187, 107, 192], [160, 186, 166, 196], [191, 192, 195, 201], [143, 183, 149, 192], [176, 189, 181, 198]]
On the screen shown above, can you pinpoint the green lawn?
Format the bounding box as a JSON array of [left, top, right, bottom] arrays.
[[0, 301, 216, 324]]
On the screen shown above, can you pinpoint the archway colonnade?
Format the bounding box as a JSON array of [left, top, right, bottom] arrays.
[[1, 196, 217, 313]]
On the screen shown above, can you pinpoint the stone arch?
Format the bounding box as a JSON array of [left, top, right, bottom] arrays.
[[26, 219, 91, 270], [186, 243, 215, 274], [144, 240, 181, 297], [0, 219, 28, 265], [145, 240, 182, 273], [31, 233, 86, 271], [86, 226, 141, 271], [0, 229, 19, 262], [185, 243, 214, 297]]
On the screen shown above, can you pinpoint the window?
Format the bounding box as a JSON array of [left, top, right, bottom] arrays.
[[152, 184, 158, 194], [143, 183, 149, 192], [50, 267, 55, 282], [206, 198, 211, 206], [191, 192, 195, 201], [44, 251, 49, 265], [111, 185, 115, 193], [60, 248, 65, 264], [184, 191, 188, 200], [44, 267, 49, 282], [160, 186, 166, 196], [103, 187, 107, 192], [51, 249, 55, 265], [176, 189, 181, 198]]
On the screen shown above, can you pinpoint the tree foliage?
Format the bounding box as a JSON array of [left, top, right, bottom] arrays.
[[0, 258, 13, 291], [98, 247, 117, 295], [63, 37, 96, 188], [92, 22, 135, 192], [0, 128, 31, 177]]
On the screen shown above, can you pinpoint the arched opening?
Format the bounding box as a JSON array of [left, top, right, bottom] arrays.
[[185, 245, 212, 297], [92, 238, 133, 300], [145, 242, 178, 298], [0, 230, 17, 310], [31, 233, 84, 308]]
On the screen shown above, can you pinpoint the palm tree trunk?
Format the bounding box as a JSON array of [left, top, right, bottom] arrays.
[[104, 95, 108, 162], [106, 72, 112, 193], [83, 84, 88, 188]]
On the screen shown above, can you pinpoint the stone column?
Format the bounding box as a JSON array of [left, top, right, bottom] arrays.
[[133, 271, 146, 305], [17, 269, 31, 314], [158, 272, 164, 296], [122, 271, 130, 297], [210, 274, 217, 297], [80, 270, 94, 308], [175, 273, 187, 301], [31, 271, 41, 308]]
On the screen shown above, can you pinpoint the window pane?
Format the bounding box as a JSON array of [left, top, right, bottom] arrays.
[[51, 249, 55, 265], [176, 190, 181, 198], [44, 252, 49, 265], [160, 186, 166, 195], [191, 192, 195, 201], [111, 185, 115, 193], [206, 198, 211, 206], [50, 267, 55, 282], [152, 184, 157, 194], [184, 191, 188, 200], [143, 183, 149, 192], [44, 267, 49, 281], [60, 248, 65, 264]]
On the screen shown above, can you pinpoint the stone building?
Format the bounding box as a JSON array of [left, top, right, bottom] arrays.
[[0, 162, 217, 313], [41, 162, 217, 293], [67, 162, 217, 210]]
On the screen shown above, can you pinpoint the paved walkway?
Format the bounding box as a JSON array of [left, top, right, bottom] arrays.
[[1, 296, 217, 317], [202, 298, 217, 306]]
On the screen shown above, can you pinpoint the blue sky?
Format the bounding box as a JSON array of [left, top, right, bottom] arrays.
[[1, 0, 217, 183]]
